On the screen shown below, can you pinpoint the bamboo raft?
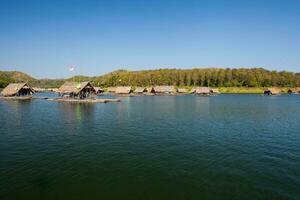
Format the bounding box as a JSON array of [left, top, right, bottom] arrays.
[[0, 96, 50, 100], [32, 96, 49, 99], [0, 96, 33, 100], [47, 98, 120, 103]]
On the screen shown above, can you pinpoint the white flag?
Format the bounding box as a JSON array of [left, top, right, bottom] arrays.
[[69, 66, 75, 72]]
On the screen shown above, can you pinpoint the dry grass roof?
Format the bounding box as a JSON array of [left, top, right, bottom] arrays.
[[1, 83, 33, 96], [211, 88, 220, 93], [265, 88, 281, 94], [177, 88, 187, 93], [115, 86, 132, 94], [289, 87, 300, 93], [58, 81, 95, 94], [189, 88, 196, 93], [94, 87, 104, 93], [153, 86, 176, 93], [107, 87, 116, 92], [195, 87, 211, 94], [134, 87, 146, 93], [146, 87, 155, 93]]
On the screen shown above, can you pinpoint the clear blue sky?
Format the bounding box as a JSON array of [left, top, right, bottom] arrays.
[[0, 0, 299, 78]]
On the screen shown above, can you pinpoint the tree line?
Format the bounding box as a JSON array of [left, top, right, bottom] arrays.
[[77, 68, 300, 87], [1, 68, 300, 88]]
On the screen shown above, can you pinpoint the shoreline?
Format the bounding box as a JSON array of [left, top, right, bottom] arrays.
[[1, 87, 299, 95]]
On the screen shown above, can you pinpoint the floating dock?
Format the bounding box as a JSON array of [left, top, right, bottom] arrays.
[[0, 96, 33, 100], [47, 98, 120, 103]]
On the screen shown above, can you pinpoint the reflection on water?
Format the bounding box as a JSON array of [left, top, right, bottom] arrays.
[[0, 100, 32, 137], [58, 103, 95, 135]]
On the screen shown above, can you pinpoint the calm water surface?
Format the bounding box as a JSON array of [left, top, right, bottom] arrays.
[[0, 94, 300, 200]]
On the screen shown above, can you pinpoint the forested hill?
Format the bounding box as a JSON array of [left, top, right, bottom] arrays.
[[1, 68, 300, 88], [0, 71, 35, 88], [0, 71, 64, 88], [74, 68, 300, 87]]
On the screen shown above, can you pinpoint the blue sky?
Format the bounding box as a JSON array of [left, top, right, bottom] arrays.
[[0, 0, 299, 78]]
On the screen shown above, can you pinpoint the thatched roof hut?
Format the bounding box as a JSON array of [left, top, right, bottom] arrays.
[[177, 88, 187, 93], [134, 87, 147, 93], [107, 87, 116, 93], [115, 86, 132, 94], [288, 88, 300, 94], [211, 88, 220, 94], [1, 83, 34, 97], [94, 87, 104, 94], [189, 88, 196, 94], [264, 88, 280, 95], [195, 87, 211, 95], [146, 87, 155, 93], [58, 81, 96, 98], [153, 86, 176, 94]]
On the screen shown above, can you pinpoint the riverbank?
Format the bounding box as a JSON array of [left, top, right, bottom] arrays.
[[0, 87, 298, 95], [216, 87, 294, 94]]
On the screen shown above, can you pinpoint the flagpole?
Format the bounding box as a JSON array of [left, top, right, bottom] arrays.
[[69, 66, 75, 82]]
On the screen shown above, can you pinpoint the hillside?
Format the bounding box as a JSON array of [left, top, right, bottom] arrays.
[[0, 71, 35, 88], [0, 71, 64, 88], [1, 68, 300, 88], [72, 68, 300, 88]]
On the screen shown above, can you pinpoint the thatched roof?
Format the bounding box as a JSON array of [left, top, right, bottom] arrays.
[[265, 88, 280, 95], [211, 88, 220, 94], [153, 86, 176, 93], [146, 87, 155, 93], [115, 86, 132, 94], [289, 87, 300, 93], [1, 83, 34, 97], [134, 87, 146, 93], [58, 81, 95, 94], [107, 87, 116, 92], [195, 87, 211, 94], [94, 87, 104, 93], [177, 88, 187, 93], [189, 88, 196, 93]]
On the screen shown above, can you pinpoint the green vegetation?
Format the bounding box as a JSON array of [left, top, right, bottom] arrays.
[[30, 79, 65, 88], [0, 71, 64, 88], [218, 87, 265, 94], [82, 68, 300, 88], [1, 68, 300, 91], [0, 71, 34, 88]]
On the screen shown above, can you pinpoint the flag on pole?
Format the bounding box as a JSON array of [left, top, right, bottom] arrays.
[[69, 66, 75, 72]]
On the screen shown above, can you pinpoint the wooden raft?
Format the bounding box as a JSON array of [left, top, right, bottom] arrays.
[[48, 98, 120, 103]]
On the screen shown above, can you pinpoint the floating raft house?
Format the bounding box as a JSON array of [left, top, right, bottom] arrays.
[[153, 86, 176, 94], [195, 87, 211, 95], [115, 86, 133, 94], [1, 83, 34, 98], [58, 81, 96, 99], [134, 87, 147, 93], [177, 88, 187, 93], [264, 88, 280, 95]]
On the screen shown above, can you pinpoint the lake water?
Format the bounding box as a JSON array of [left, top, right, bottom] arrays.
[[0, 94, 300, 200]]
